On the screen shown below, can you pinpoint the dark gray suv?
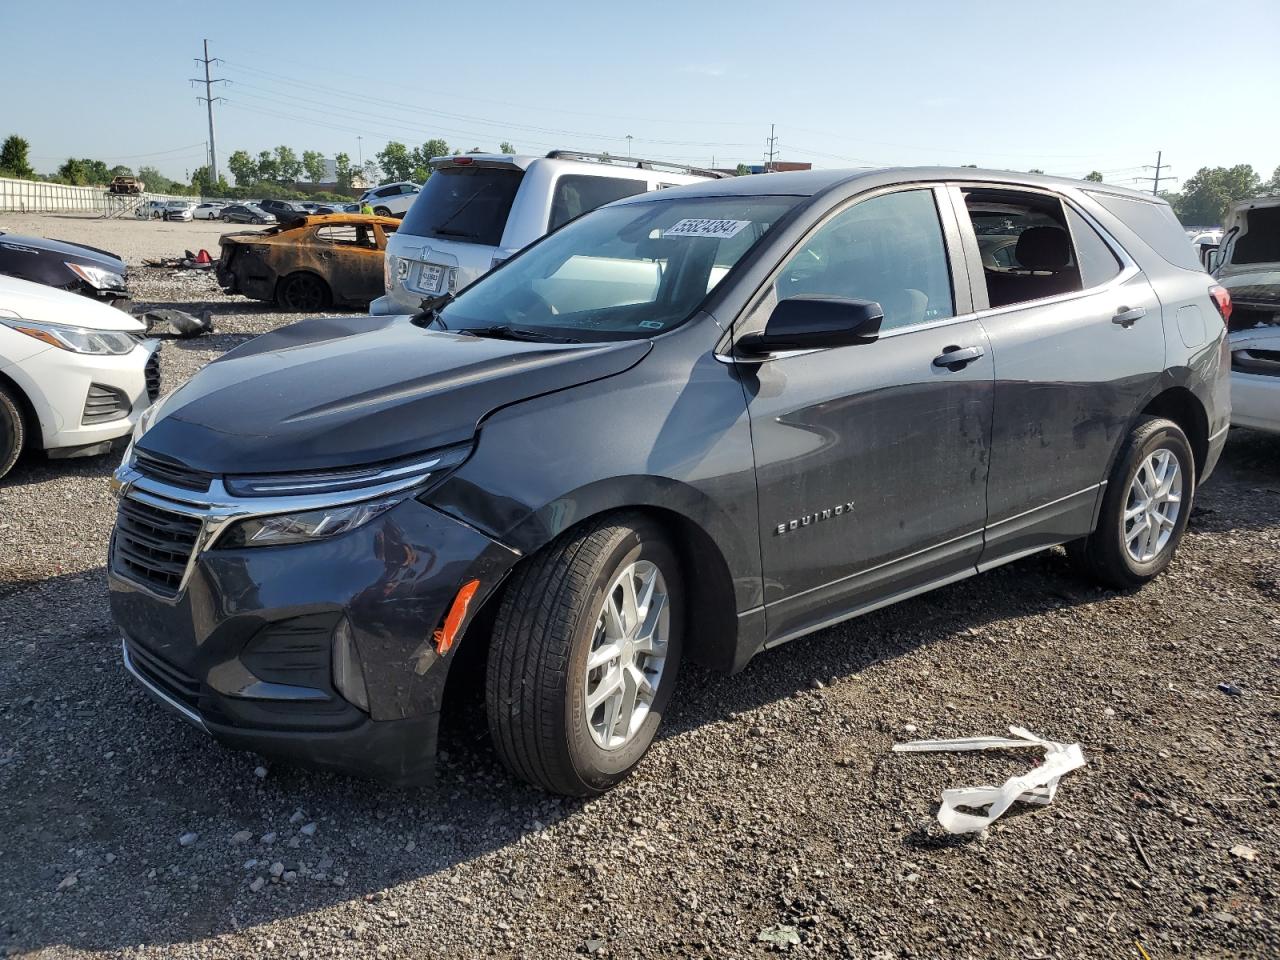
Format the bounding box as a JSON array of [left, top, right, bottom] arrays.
[[108, 168, 1231, 795]]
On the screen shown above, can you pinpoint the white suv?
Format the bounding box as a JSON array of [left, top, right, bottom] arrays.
[[359, 181, 421, 218], [371, 151, 724, 315]]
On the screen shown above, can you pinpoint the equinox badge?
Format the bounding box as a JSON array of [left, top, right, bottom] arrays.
[[775, 501, 855, 535]]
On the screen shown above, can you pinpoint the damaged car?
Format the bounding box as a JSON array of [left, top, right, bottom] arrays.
[[1229, 324, 1280, 434], [110, 169, 1227, 796], [1208, 195, 1280, 329], [216, 213, 399, 310], [0, 230, 129, 305]]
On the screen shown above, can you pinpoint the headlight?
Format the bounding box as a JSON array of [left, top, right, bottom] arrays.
[[223, 445, 469, 498], [218, 496, 403, 548], [66, 262, 125, 290], [0, 316, 136, 355]]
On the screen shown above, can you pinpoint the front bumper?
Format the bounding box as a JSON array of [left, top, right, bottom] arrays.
[[8, 339, 159, 452], [108, 488, 518, 785]]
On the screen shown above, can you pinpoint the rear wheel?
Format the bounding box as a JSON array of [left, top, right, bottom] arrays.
[[1068, 416, 1194, 588], [0, 385, 27, 481], [486, 515, 683, 796], [276, 273, 332, 311], [373, 206, 391, 217]]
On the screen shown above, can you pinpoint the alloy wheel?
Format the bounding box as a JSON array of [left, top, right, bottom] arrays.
[[1124, 448, 1183, 563], [583, 559, 670, 750]]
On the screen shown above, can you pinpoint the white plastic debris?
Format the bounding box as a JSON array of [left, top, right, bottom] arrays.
[[893, 726, 1086, 834]]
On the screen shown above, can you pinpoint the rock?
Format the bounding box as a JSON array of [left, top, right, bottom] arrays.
[[1103, 707, 1116, 717], [231, 830, 253, 844], [249, 876, 266, 893], [903, 724, 918, 734], [104, 853, 116, 864], [1217, 682, 1243, 697], [584, 938, 607, 955], [283, 870, 297, 883], [178, 832, 198, 847], [1229, 845, 1259, 862], [289, 809, 306, 824], [57, 873, 78, 891], [260, 832, 277, 844], [270, 861, 285, 878], [300, 822, 317, 837], [253, 766, 268, 779], [404, 840, 415, 852], [809, 678, 825, 690]]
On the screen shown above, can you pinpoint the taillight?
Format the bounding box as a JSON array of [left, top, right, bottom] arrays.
[[1209, 285, 1232, 325]]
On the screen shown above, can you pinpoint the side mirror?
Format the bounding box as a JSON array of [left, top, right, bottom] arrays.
[[737, 296, 884, 355]]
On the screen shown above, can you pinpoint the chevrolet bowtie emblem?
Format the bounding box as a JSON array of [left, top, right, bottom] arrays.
[[775, 501, 855, 535]]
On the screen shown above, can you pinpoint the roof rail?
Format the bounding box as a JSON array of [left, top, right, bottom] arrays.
[[545, 150, 731, 179]]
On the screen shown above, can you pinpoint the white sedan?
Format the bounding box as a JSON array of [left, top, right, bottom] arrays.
[[1230, 324, 1280, 434], [191, 202, 225, 220], [0, 275, 159, 479]]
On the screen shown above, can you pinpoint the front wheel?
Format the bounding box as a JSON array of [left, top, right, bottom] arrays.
[[486, 515, 683, 796], [0, 385, 26, 480], [373, 206, 391, 217], [1068, 416, 1195, 588]]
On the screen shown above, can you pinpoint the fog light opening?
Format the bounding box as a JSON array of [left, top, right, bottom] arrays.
[[332, 617, 370, 712]]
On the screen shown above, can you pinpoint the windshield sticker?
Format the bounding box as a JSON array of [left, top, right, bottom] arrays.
[[664, 218, 751, 239]]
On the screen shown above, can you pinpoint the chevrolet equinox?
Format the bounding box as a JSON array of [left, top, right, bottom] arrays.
[[109, 169, 1230, 795]]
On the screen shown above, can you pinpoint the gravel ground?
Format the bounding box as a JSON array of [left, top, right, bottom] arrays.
[[1, 215, 1278, 959]]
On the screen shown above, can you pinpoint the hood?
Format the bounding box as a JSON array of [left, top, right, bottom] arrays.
[[0, 231, 125, 273], [136, 314, 651, 474], [0, 274, 144, 332]]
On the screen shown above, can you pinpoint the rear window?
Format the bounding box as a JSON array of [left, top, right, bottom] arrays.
[[399, 166, 525, 247], [1087, 192, 1203, 271], [548, 175, 648, 231]]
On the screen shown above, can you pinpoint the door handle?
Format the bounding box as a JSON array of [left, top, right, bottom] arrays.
[[1112, 306, 1146, 327], [933, 344, 985, 369]]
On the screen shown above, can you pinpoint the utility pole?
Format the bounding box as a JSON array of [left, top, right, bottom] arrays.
[[1137, 151, 1174, 197], [764, 123, 778, 173], [626, 134, 633, 159], [190, 40, 226, 185], [357, 136, 363, 166]]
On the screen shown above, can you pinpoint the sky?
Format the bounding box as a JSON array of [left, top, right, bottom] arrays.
[[3, 0, 1277, 190]]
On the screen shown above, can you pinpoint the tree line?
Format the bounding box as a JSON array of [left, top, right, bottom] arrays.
[[2, 132, 1277, 223]]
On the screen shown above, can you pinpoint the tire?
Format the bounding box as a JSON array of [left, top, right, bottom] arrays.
[[275, 272, 332, 311], [486, 514, 683, 796], [0, 385, 27, 481], [221, 215, 231, 222], [1068, 416, 1195, 589], [373, 206, 391, 217]]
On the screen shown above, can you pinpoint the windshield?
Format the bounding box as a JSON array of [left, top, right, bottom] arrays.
[[440, 195, 799, 341], [399, 166, 525, 246]]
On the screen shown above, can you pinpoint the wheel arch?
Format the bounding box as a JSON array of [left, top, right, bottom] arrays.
[[274, 269, 333, 306], [0, 368, 47, 452], [1139, 385, 1210, 481]]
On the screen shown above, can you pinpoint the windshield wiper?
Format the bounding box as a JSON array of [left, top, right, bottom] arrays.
[[410, 292, 453, 329], [460, 324, 581, 344]]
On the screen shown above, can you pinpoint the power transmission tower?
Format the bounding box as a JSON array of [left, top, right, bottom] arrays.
[[190, 40, 227, 185], [1136, 151, 1175, 196], [764, 123, 778, 173]]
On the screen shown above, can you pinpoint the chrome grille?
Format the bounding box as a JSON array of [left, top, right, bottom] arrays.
[[112, 497, 202, 597]]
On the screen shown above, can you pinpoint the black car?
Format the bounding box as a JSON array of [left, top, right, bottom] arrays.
[[257, 199, 302, 221], [109, 168, 1230, 795], [0, 230, 129, 304], [220, 204, 276, 225]]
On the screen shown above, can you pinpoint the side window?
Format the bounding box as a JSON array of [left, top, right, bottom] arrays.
[[774, 189, 955, 332], [549, 175, 648, 231], [965, 189, 1086, 309], [315, 225, 377, 248], [1065, 207, 1121, 288], [1086, 192, 1204, 271]]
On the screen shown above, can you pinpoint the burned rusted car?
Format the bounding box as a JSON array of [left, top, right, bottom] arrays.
[[216, 214, 399, 311]]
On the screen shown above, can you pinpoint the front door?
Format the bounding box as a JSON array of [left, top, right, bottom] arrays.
[[738, 187, 994, 644], [313, 223, 385, 304]]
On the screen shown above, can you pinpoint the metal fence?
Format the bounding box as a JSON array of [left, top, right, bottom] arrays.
[[0, 177, 194, 214]]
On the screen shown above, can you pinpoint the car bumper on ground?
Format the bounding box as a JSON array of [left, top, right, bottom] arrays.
[[108, 492, 518, 784], [10, 340, 160, 454]]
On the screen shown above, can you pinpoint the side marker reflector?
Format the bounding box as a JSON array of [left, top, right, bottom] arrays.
[[433, 579, 480, 654]]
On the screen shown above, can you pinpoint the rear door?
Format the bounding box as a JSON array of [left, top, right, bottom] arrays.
[[312, 224, 384, 303], [739, 185, 994, 643], [948, 184, 1164, 566]]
